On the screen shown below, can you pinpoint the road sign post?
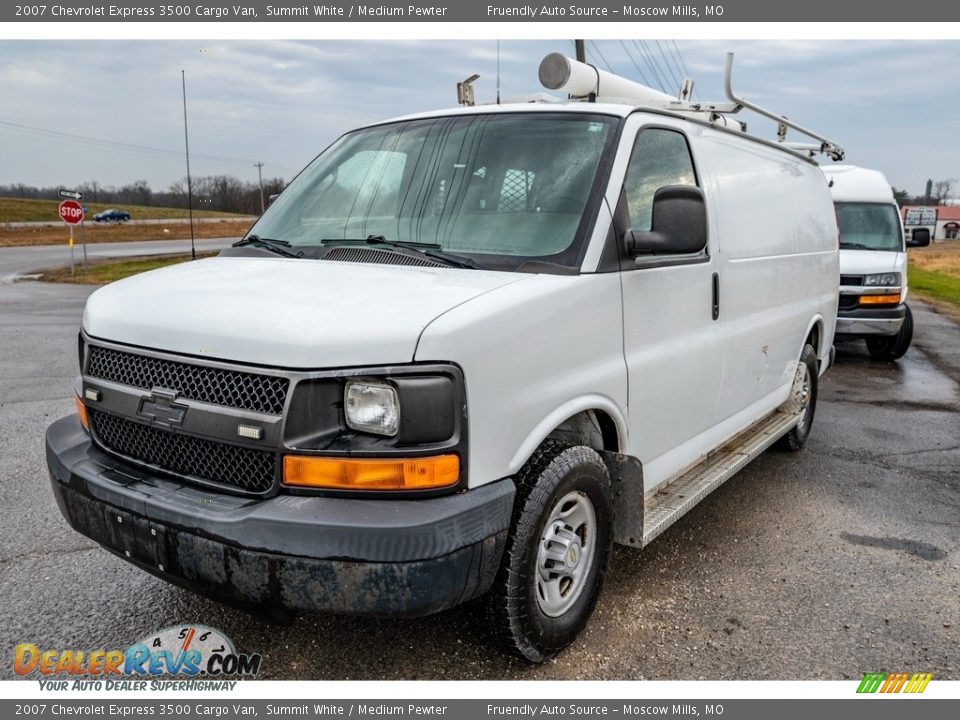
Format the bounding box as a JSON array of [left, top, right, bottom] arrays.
[[58, 199, 85, 277]]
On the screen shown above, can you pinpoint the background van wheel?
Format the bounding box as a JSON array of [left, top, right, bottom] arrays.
[[776, 344, 819, 452], [488, 440, 612, 663], [866, 304, 913, 361]]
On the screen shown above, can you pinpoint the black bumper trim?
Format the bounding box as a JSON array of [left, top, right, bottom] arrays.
[[46, 416, 513, 616], [837, 304, 907, 321]]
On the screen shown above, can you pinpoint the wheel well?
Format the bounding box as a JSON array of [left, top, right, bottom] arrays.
[[806, 322, 821, 357], [546, 410, 620, 453]]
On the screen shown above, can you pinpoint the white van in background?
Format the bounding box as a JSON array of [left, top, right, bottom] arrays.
[[822, 165, 930, 360]]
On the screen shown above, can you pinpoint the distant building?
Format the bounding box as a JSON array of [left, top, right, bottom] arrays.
[[902, 205, 960, 241]]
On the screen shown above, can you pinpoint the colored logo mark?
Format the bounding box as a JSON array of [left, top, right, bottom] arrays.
[[857, 672, 933, 694]]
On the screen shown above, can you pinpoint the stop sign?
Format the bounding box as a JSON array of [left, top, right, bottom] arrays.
[[59, 199, 84, 225]]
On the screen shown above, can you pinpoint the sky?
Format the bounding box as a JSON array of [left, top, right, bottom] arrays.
[[1, 39, 957, 197]]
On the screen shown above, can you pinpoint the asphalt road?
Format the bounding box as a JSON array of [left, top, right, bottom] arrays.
[[1, 281, 957, 680], [5, 218, 254, 228], [0, 237, 238, 282]]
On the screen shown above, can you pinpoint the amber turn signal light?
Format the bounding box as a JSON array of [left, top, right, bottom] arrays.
[[283, 454, 460, 491], [858, 294, 901, 306], [75, 394, 90, 431]]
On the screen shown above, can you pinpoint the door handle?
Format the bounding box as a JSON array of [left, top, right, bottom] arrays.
[[712, 273, 720, 321]]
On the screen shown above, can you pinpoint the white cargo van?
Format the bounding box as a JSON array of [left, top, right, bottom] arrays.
[[822, 165, 929, 360], [46, 54, 840, 662]]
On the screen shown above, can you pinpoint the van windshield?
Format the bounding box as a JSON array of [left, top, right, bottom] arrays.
[[835, 202, 903, 252], [245, 113, 619, 272]]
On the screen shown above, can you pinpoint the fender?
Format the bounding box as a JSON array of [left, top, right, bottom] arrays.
[[507, 394, 628, 474]]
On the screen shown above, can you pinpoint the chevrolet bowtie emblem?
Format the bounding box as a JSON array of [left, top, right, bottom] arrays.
[[137, 388, 188, 428]]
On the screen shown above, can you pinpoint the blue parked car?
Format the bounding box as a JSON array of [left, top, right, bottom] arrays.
[[94, 209, 131, 222]]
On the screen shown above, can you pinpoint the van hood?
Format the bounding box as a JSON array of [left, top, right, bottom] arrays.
[[82, 256, 528, 368], [839, 249, 904, 277]]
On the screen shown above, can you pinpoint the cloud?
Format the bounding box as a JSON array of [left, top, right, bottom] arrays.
[[0, 39, 957, 195]]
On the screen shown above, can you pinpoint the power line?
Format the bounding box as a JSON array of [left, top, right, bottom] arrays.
[[587, 40, 615, 74], [670, 40, 692, 79], [668, 41, 696, 100], [645, 40, 676, 92], [0, 119, 296, 174], [618, 39, 653, 86], [633, 41, 668, 93], [654, 40, 683, 92]]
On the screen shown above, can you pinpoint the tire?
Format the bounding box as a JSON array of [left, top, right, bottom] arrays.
[[488, 440, 613, 663], [866, 304, 913, 361], [776, 343, 819, 452]]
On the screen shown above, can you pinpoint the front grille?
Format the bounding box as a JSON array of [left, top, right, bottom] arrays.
[[90, 409, 276, 494], [86, 345, 289, 415], [322, 246, 448, 268], [840, 275, 864, 286], [838, 294, 860, 311]]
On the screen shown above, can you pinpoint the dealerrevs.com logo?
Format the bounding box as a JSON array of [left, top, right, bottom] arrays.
[[15, 625, 262, 691]]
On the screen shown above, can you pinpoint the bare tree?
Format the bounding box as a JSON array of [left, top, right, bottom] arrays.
[[78, 180, 102, 203], [932, 178, 957, 205]]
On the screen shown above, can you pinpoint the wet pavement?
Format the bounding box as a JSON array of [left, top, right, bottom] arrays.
[[1, 283, 957, 680]]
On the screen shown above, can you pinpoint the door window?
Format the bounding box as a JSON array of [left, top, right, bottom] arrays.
[[623, 128, 698, 234]]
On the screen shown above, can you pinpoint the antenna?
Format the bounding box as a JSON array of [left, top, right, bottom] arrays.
[[181, 69, 196, 261], [496, 40, 501, 104]]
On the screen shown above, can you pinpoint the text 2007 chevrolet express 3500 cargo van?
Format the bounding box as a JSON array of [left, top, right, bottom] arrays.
[[46, 54, 842, 662]]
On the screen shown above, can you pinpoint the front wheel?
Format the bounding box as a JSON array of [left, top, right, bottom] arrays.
[[866, 304, 913, 361], [487, 441, 613, 663]]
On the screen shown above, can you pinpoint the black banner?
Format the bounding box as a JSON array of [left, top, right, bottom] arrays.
[[3, 0, 957, 23]]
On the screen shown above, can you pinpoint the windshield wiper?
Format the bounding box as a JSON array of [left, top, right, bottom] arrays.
[[320, 235, 478, 269], [233, 235, 303, 258]]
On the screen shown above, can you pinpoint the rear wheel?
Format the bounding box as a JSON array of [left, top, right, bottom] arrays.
[[776, 344, 819, 452], [866, 304, 913, 361], [488, 441, 612, 663]]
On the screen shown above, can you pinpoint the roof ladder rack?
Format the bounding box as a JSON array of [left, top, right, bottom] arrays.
[[538, 52, 845, 161]]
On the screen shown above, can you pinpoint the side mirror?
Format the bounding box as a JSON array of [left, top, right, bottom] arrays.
[[906, 227, 931, 247], [268, 193, 280, 206], [624, 185, 708, 256]]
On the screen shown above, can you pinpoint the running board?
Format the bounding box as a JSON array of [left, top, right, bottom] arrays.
[[641, 410, 800, 547]]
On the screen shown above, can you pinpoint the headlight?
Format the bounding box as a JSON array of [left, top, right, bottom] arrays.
[[345, 381, 399, 436], [864, 272, 901, 287]]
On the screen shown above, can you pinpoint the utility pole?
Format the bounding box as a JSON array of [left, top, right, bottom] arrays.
[[575, 39, 586, 63], [254, 162, 265, 214], [182, 69, 196, 260]]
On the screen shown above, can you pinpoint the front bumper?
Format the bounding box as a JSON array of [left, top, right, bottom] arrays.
[[836, 304, 906, 338], [46, 416, 513, 617]]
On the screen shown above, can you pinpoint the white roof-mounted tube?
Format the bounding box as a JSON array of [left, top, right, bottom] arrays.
[[723, 53, 845, 161], [539, 52, 677, 106]]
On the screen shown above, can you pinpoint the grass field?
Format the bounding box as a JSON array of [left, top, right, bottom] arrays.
[[0, 196, 246, 223], [40, 253, 217, 285], [908, 243, 960, 314], [0, 218, 253, 247]]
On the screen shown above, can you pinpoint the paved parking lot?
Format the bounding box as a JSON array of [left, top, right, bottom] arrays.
[[1, 280, 957, 680]]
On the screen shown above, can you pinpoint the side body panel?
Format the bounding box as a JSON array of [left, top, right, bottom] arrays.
[[698, 129, 838, 432], [414, 273, 628, 490]]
